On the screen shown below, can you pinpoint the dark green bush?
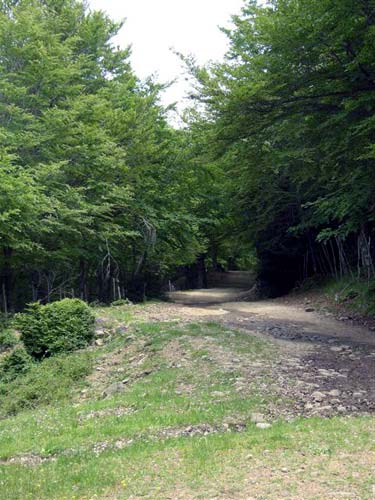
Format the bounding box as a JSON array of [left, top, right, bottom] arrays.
[[17, 299, 95, 359], [0, 329, 18, 353], [0, 312, 10, 330], [0, 351, 93, 416], [110, 298, 133, 307], [0, 346, 34, 382]]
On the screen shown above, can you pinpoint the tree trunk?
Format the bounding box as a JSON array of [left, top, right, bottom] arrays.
[[79, 259, 88, 301]]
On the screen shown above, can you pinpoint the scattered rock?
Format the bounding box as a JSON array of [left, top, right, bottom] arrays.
[[328, 389, 341, 397], [79, 406, 136, 422], [318, 405, 333, 412], [311, 391, 326, 402], [95, 339, 104, 346], [7, 454, 55, 466], [304, 403, 315, 410], [250, 413, 266, 424], [212, 391, 227, 398], [141, 369, 153, 377], [116, 326, 128, 334], [256, 422, 271, 430], [330, 346, 345, 353], [102, 382, 127, 398]]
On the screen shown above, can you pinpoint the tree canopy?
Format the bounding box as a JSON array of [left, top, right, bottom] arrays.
[[0, 0, 217, 309], [186, 0, 375, 293], [1, 0, 375, 309]]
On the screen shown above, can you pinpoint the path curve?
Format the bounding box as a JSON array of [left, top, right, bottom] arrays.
[[168, 287, 375, 346]]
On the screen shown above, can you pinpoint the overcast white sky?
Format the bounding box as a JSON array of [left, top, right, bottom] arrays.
[[88, 0, 244, 114]]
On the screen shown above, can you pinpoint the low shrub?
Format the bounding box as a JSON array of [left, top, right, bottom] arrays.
[[111, 298, 133, 307], [0, 346, 34, 382], [16, 298, 96, 359], [0, 351, 93, 416], [0, 312, 10, 330], [0, 329, 18, 353]]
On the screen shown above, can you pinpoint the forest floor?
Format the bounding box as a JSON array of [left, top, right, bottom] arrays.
[[0, 289, 375, 499]]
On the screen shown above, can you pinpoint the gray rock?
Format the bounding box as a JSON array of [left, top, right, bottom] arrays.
[[318, 369, 334, 377], [319, 405, 333, 411], [353, 392, 363, 398], [330, 346, 345, 353], [304, 403, 315, 410], [116, 325, 129, 334], [102, 382, 126, 398], [250, 413, 266, 424], [328, 389, 341, 397], [256, 423, 271, 430], [311, 391, 326, 402]]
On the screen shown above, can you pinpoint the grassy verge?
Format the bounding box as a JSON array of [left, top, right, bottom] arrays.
[[322, 276, 375, 316]]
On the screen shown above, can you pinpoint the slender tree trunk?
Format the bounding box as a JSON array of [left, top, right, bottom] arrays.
[[197, 254, 208, 289], [79, 259, 88, 301]]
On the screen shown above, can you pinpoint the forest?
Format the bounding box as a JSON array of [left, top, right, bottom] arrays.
[[1, 0, 375, 310], [0, 2, 375, 497]]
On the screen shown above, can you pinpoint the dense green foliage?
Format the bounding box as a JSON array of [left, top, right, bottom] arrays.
[[0, 329, 18, 353], [187, 0, 375, 293], [0, 346, 34, 382], [0, 0, 214, 310], [17, 299, 95, 358], [0, 350, 92, 416], [1, 0, 375, 304]]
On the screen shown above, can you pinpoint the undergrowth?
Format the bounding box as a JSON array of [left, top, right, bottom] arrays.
[[322, 276, 375, 316], [0, 351, 93, 417]]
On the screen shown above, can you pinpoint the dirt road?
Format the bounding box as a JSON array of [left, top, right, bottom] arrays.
[[140, 288, 375, 418]]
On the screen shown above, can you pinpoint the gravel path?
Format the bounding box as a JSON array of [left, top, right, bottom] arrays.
[[152, 289, 375, 418]]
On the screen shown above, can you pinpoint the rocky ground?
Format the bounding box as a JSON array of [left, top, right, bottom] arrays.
[[133, 290, 375, 421]]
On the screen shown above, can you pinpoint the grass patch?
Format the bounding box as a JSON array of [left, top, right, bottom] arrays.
[[0, 417, 373, 499], [322, 275, 375, 316]]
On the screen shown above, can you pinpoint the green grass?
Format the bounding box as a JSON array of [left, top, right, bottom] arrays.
[[0, 305, 374, 499], [322, 275, 375, 316]]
